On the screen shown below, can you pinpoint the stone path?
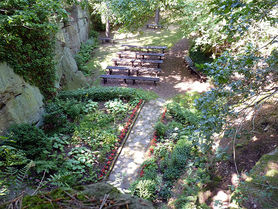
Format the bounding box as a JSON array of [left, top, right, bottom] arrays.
[[107, 98, 165, 192]]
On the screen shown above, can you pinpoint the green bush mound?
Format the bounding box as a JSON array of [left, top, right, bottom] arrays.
[[58, 86, 157, 101], [3, 124, 51, 160]]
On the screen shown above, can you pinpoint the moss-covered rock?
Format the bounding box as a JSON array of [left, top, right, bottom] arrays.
[[9, 183, 154, 209], [237, 148, 278, 208]]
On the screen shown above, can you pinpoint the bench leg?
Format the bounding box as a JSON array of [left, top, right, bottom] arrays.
[[109, 69, 112, 75], [136, 70, 139, 76], [154, 81, 157, 86], [132, 80, 135, 85], [131, 61, 134, 67], [103, 78, 107, 84], [128, 70, 131, 76], [158, 63, 160, 68], [124, 79, 127, 84]]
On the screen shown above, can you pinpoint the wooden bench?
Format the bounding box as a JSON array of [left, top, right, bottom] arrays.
[[100, 74, 159, 85], [112, 58, 163, 68], [106, 66, 161, 76], [122, 44, 167, 53], [106, 66, 132, 75], [117, 51, 164, 60], [135, 52, 164, 60], [146, 24, 163, 29], [99, 37, 114, 44], [117, 51, 135, 58], [185, 56, 207, 82]]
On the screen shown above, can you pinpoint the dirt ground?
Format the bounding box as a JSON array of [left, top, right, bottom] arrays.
[[100, 38, 211, 99], [209, 103, 278, 208]]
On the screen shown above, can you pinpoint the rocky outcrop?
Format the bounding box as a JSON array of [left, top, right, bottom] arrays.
[[19, 183, 154, 209], [0, 63, 44, 134], [55, 5, 90, 90]]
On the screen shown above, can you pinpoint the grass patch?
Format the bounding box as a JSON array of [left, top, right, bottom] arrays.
[[86, 24, 184, 77]]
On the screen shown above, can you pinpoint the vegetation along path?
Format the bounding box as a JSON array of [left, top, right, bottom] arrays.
[[107, 98, 166, 192]]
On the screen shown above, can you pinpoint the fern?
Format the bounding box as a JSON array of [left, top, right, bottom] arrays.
[[15, 161, 34, 186]]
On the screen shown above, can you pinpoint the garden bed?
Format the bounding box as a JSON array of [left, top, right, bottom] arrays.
[[130, 93, 214, 208], [0, 87, 153, 201]]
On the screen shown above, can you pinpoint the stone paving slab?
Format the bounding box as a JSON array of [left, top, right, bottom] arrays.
[[107, 98, 165, 192]]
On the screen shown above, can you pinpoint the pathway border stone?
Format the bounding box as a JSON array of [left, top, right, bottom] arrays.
[[107, 98, 165, 193]]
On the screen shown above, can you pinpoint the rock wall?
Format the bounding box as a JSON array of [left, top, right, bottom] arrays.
[[0, 5, 91, 133], [55, 5, 90, 90], [0, 63, 44, 134]]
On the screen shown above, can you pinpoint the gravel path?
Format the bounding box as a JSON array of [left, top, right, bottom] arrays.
[[106, 98, 165, 192]]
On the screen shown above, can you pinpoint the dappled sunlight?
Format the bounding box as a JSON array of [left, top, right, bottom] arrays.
[[212, 190, 229, 205], [265, 161, 278, 177], [231, 173, 240, 187]]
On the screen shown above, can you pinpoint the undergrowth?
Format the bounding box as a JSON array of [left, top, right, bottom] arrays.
[[0, 87, 154, 201]]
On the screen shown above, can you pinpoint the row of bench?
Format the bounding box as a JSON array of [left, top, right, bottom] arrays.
[[117, 51, 164, 60], [100, 45, 167, 85], [106, 66, 161, 76]]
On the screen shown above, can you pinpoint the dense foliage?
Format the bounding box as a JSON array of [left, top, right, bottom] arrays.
[[0, 87, 152, 199], [75, 35, 98, 75], [0, 0, 71, 96]]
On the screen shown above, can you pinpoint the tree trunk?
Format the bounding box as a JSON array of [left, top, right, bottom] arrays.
[[155, 8, 160, 25], [105, 17, 110, 38]]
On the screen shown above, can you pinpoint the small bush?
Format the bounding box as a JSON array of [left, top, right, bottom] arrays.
[[167, 103, 200, 126], [75, 37, 97, 75], [130, 179, 157, 201], [170, 138, 193, 169], [6, 124, 51, 160], [155, 121, 167, 138]]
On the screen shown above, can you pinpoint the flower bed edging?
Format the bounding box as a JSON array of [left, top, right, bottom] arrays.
[[140, 107, 167, 176], [102, 99, 145, 181]]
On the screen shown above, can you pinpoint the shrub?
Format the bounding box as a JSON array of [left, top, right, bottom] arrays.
[[167, 103, 200, 126], [130, 179, 157, 201], [170, 138, 193, 169], [5, 124, 51, 160], [75, 37, 98, 75], [44, 101, 75, 134], [58, 87, 157, 102], [155, 121, 167, 138], [0, 0, 68, 96]]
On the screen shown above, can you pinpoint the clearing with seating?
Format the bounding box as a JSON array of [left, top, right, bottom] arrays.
[[106, 66, 161, 76], [117, 51, 164, 60], [112, 58, 163, 68], [100, 74, 159, 85], [122, 44, 167, 53]]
